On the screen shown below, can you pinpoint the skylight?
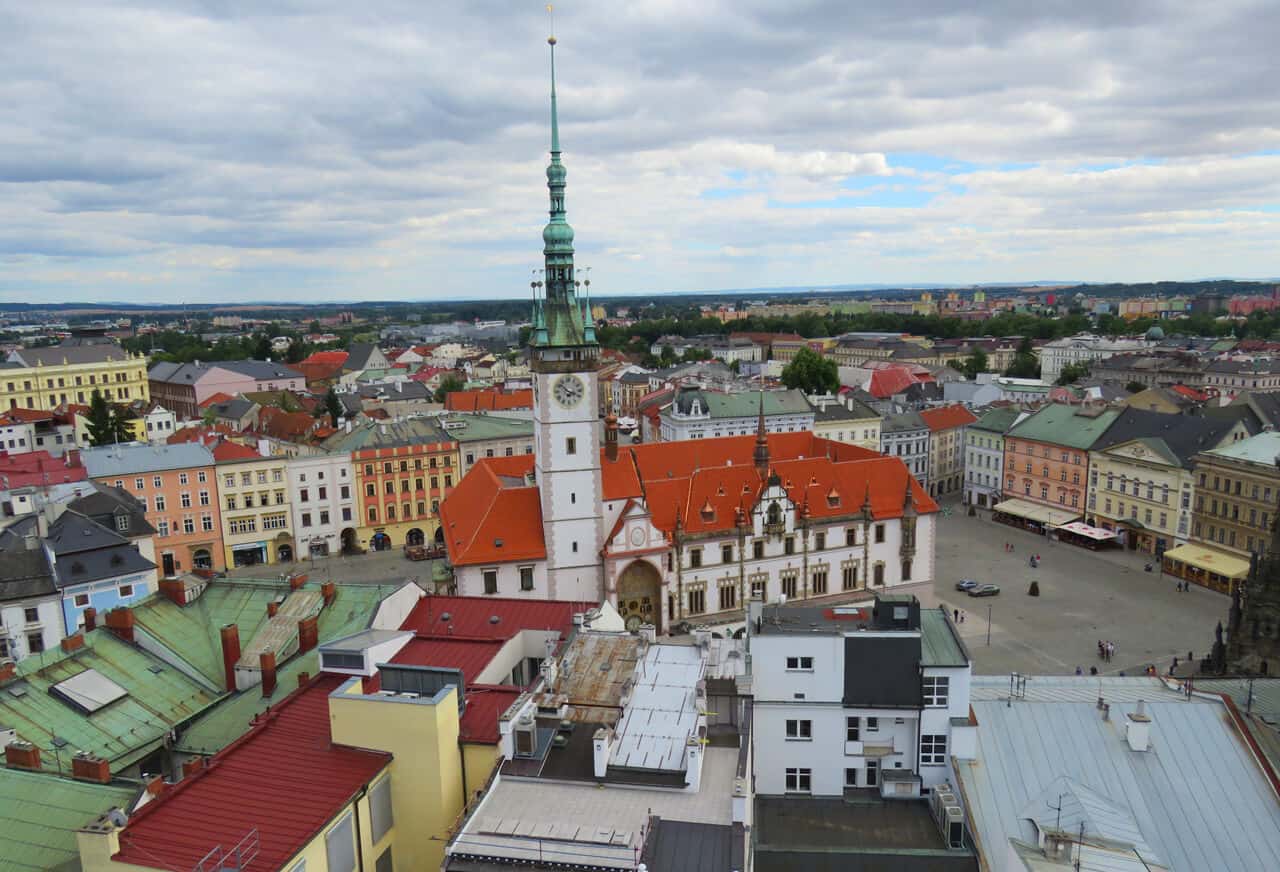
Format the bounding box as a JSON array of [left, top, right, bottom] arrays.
[[50, 669, 129, 714]]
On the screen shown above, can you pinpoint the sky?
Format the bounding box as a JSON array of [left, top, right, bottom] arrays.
[[1, 1, 1278, 305]]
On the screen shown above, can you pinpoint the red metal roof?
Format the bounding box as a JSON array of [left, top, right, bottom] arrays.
[[113, 674, 390, 872], [398, 595, 596, 642], [444, 388, 533, 412], [0, 450, 87, 487], [389, 639, 506, 684], [459, 685, 522, 744], [211, 440, 260, 462]]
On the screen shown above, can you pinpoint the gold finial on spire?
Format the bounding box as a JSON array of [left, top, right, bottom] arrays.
[[547, 4, 556, 45]]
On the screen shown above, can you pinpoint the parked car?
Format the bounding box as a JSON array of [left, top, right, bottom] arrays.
[[955, 579, 979, 592], [967, 583, 1001, 597]]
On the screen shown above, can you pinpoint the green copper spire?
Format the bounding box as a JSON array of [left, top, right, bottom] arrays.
[[530, 25, 595, 350]]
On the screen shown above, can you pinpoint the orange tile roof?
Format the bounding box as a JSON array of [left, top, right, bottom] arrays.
[[1, 407, 54, 423], [919, 404, 978, 432], [442, 430, 934, 566], [197, 392, 235, 409], [444, 388, 533, 412], [212, 440, 261, 462], [300, 350, 349, 366]]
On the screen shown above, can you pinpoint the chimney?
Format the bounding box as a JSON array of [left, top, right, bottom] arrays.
[[220, 624, 241, 693], [60, 632, 85, 654], [321, 580, 336, 606], [103, 608, 135, 644], [158, 577, 187, 606], [1125, 699, 1152, 752], [72, 751, 111, 784], [83, 607, 97, 632], [289, 572, 308, 591], [267, 600, 278, 618], [5, 740, 41, 771], [297, 671, 311, 688], [260, 650, 277, 697], [65, 448, 80, 468], [592, 727, 612, 778], [605, 413, 618, 462], [298, 616, 319, 653], [181, 757, 205, 779], [145, 775, 167, 798]]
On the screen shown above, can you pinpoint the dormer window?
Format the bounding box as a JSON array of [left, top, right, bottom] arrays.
[[115, 514, 129, 532], [767, 502, 782, 526]]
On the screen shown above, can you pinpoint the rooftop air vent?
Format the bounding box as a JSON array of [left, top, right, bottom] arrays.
[[489, 615, 501, 625], [440, 612, 452, 622]]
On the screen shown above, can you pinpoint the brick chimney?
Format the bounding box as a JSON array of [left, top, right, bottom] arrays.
[[72, 751, 111, 784], [158, 577, 187, 606], [297, 671, 311, 688], [5, 740, 41, 771], [145, 775, 167, 798], [321, 581, 336, 606], [220, 624, 240, 693], [297, 616, 319, 653], [267, 600, 279, 618], [0, 661, 16, 685], [83, 607, 97, 632], [181, 757, 205, 779], [60, 632, 85, 654], [289, 572, 308, 591], [260, 650, 277, 698], [103, 608, 135, 644]]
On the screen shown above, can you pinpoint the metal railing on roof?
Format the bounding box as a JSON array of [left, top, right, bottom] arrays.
[[193, 828, 259, 872]]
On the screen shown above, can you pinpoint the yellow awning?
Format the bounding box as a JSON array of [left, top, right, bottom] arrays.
[[993, 498, 1081, 527], [1161, 544, 1249, 580]]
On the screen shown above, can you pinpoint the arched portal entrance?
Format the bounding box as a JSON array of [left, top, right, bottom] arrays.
[[340, 528, 359, 555], [406, 528, 425, 547], [370, 532, 392, 552], [433, 526, 445, 546], [192, 549, 212, 570], [616, 560, 663, 632]]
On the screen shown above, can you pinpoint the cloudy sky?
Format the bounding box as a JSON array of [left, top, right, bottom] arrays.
[[1, 1, 1278, 304]]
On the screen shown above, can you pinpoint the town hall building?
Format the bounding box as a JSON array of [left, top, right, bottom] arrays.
[[438, 43, 939, 631]]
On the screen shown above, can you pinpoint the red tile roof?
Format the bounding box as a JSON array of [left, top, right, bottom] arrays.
[[0, 450, 87, 487], [113, 674, 390, 872], [300, 350, 349, 366], [294, 360, 345, 383], [867, 367, 931, 399], [1170, 384, 1209, 401], [167, 424, 237, 445], [212, 440, 261, 462], [459, 685, 522, 744], [919, 404, 978, 432], [0, 407, 54, 423], [441, 431, 934, 566], [197, 392, 235, 409], [257, 408, 318, 442], [444, 388, 533, 412]]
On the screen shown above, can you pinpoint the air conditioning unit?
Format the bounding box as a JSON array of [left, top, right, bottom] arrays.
[[945, 806, 965, 849], [514, 713, 537, 757]]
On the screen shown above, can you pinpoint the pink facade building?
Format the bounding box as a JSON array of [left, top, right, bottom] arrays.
[[148, 360, 306, 420]]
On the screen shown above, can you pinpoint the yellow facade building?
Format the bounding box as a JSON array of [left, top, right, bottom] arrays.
[[2, 344, 149, 412], [213, 445, 297, 568]]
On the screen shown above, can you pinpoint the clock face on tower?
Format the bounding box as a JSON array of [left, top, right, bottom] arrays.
[[553, 374, 585, 408]]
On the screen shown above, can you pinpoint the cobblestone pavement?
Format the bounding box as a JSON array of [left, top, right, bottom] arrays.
[[222, 547, 433, 589], [929, 505, 1226, 677]]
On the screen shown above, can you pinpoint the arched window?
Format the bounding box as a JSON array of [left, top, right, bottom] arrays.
[[767, 502, 782, 526]]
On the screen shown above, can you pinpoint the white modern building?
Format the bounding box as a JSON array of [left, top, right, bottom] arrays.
[[1039, 334, 1151, 384], [286, 451, 356, 559], [881, 411, 930, 488], [749, 595, 974, 797]]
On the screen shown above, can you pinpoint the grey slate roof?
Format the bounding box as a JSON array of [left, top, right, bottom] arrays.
[[66, 485, 155, 537], [1091, 407, 1239, 467], [9, 344, 135, 367], [357, 381, 433, 401], [882, 411, 928, 434], [213, 360, 304, 381], [206, 396, 257, 420], [0, 518, 57, 602], [956, 678, 1280, 872], [642, 820, 736, 872], [147, 360, 211, 384], [82, 442, 215, 478], [344, 342, 384, 372], [47, 511, 155, 587]]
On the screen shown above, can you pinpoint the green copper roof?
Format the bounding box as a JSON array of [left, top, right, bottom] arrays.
[[1006, 403, 1120, 450], [921, 607, 969, 667], [1, 631, 219, 773], [173, 580, 399, 755], [445, 414, 535, 443], [0, 767, 137, 872], [1202, 430, 1280, 466], [969, 406, 1022, 434]]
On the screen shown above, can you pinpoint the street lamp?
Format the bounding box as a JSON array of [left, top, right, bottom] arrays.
[[986, 604, 993, 647]]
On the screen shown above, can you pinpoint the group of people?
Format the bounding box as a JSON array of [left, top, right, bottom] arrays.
[[1098, 639, 1117, 662], [1174, 579, 1194, 592]]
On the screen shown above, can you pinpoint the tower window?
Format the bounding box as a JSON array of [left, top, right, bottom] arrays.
[[566, 437, 577, 455]]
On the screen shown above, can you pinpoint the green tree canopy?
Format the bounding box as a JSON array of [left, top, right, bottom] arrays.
[[434, 373, 465, 403], [780, 347, 839, 395], [1003, 337, 1041, 379], [84, 390, 117, 447], [962, 348, 989, 379], [1056, 361, 1091, 386]]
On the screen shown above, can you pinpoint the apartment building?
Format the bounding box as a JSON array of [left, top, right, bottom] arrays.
[[964, 407, 1022, 508], [211, 442, 295, 568], [2, 343, 149, 412], [999, 404, 1119, 527], [287, 451, 357, 559], [809, 393, 882, 452], [920, 404, 977, 499], [881, 411, 930, 488], [82, 442, 224, 576], [750, 595, 974, 796], [148, 360, 306, 420]]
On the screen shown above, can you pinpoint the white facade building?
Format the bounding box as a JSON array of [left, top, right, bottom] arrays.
[[658, 387, 815, 442], [1039, 334, 1151, 383], [964, 408, 1025, 508], [750, 596, 974, 797], [287, 451, 356, 558]]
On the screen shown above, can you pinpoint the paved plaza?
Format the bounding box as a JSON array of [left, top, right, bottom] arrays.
[[928, 504, 1226, 677]]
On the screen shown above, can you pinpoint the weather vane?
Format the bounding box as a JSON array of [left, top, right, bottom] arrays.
[[547, 4, 556, 45]]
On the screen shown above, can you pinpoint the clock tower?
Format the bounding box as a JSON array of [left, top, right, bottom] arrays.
[[528, 31, 604, 600]]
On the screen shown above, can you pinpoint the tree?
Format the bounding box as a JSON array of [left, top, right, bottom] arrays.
[[728, 359, 741, 374], [252, 333, 272, 360], [309, 320, 322, 334], [434, 373, 465, 403], [659, 345, 677, 366], [962, 348, 989, 379], [108, 407, 133, 444], [1003, 337, 1041, 379], [1056, 361, 1091, 386], [285, 339, 307, 364], [780, 347, 839, 395], [1126, 381, 1147, 394], [321, 388, 343, 426], [84, 390, 117, 446]]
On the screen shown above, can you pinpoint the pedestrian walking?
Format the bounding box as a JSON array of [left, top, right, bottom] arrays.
[[953, 608, 959, 623], [960, 610, 966, 624], [1090, 666, 1098, 676], [1075, 666, 1083, 676]]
